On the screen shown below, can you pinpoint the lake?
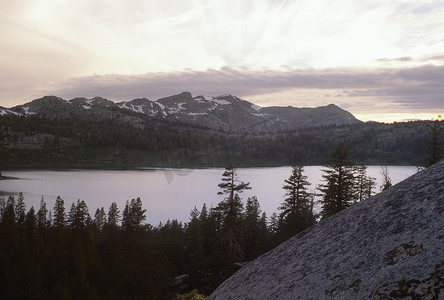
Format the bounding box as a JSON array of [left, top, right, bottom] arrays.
[[0, 166, 418, 224]]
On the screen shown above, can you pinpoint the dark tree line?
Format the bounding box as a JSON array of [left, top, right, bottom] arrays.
[[0, 149, 391, 298], [0, 114, 435, 167]]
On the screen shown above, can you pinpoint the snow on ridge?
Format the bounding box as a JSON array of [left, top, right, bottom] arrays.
[[194, 96, 213, 103], [22, 106, 37, 115], [82, 105, 92, 110], [194, 97, 205, 103], [251, 104, 261, 112], [212, 99, 231, 105], [155, 102, 165, 110], [134, 105, 145, 113], [1, 109, 22, 116], [177, 102, 187, 111], [193, 95, 231, 105], [119, 102, 150, 114], [167, 102, 188, 114], [252, 113, 267, 117]]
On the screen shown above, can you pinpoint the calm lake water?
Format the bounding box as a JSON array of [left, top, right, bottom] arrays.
[[0, 166, 417, 224]]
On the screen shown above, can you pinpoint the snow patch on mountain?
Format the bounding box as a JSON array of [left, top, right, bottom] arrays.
[[251, 104, 261, 112], [1, 109, 21, 116], [194, 95, 231, 106], [155, 102, 165, 110], [134, 105, 145, 113], [22, 107, 37, 115], [194, 96, 206, 103], [212, 99, 231, 105]]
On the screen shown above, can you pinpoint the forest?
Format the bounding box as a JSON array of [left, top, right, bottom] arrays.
[[0, 114, 434, 168], [1, 142, 410, 299], [0, 115, 442, 298]]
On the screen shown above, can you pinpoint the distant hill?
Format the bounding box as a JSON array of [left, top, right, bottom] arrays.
[[208, 160, 444, 299], [0, 92, 361, 132]]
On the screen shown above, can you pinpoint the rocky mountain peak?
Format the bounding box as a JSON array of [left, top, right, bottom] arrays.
[[3, 92, 362, 132], [209, 160, 444, 299]]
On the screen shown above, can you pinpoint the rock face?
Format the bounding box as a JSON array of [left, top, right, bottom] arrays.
[[209, 160, 444, 299], [4, 92, 361, 132]]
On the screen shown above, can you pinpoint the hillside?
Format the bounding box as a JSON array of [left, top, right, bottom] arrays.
[[208, 160, 444, 299], [0, 92, 361, 132], [0, 114, 430, 167], [0, 92, 436, 167]]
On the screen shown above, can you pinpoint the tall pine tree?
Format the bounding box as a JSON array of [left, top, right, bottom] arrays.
[[53, 196, 67, 228], [216, 165, 251, 262], [318, 143, 357, 219], [279, 166, 314, 239], [426, 115, 443, 166]]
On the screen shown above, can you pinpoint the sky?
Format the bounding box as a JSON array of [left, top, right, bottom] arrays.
[[1, 0, 443, 122]]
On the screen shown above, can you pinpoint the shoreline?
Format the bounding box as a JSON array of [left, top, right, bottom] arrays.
[[0, 175, 18, 180]]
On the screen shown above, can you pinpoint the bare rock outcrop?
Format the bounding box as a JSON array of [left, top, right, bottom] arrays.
[[209, 160, 444, 299]]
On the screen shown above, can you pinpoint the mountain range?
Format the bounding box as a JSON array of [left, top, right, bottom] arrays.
[[0, 92, 361, 132]]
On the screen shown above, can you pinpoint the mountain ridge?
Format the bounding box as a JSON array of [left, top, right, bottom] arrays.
[[0, 92, 361, 132]]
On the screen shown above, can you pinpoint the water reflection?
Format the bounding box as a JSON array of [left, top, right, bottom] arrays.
[[0, 166, 417, 224]]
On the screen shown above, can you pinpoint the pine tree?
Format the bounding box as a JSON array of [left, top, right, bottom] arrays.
[[122, 200, 130, 230], [0, 196, 17, 242], [24, 206, 37, 237], [243, 196, 266, 260], [94, 207, 106, 230], [68, 202, 77, 227], [279, 166, 314, 238], [37, 196, 48, 229], [185, 206, 206, 273], [355, 165, 376, 202], [0, 197, 6, 222], [53, 196, 67, 228], [216, 165, 251, 262], [15, 192, 26, 234], [107, 202, 120, 226], [318, 143, 358, 219], [122, 198, 147, 231], [425, 115, 443, 166], [380, 166, 392, 191], [68, 200, 90, 230]]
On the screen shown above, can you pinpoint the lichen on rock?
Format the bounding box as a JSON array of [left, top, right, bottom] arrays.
[[371, 262, 444, 299], [386, 241, 423, 265]]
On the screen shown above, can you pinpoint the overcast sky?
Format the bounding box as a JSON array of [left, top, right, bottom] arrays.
[[1, 0, 443, 121]]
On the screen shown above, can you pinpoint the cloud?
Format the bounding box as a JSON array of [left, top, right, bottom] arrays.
[[38, 65, 444, 112], [376, 54, 444, 64], [1, 0, 444, 121], [376, 57, 413, 62]]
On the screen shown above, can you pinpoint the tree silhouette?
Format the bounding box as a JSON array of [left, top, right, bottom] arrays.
[[216, 165, 251, 262], [53, 196, 67, 228], [425, 115, 443, 166], [318, 143, 357, 219], [279, 166, 314, 239]]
